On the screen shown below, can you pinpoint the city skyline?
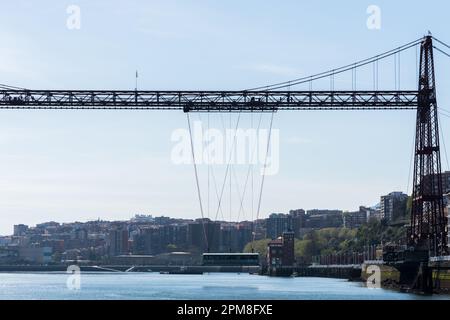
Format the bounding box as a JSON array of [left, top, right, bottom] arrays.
[[0, 186, 394, 236], [0, 188, 400, 237], [0, 190, 411, 266]]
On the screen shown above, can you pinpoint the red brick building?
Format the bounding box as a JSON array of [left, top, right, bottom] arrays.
[[267, 231, 295, 267]]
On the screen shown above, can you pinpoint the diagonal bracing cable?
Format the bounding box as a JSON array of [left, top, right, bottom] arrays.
[[252, 111, 275, 245], [186, 113, 209, 250], [196, 113, 226, 221], [406, 119, 416, 195], [438, 110, 450, 171], [214, 112, 242, 222], [235, 113, 265, 223]]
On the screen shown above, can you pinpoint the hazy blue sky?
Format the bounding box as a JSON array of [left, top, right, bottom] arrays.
[[0, 0, 450, 235]]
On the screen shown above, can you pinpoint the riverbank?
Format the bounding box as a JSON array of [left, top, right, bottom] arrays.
[[361, 263, 450, 295], [0, 265, 260, 273]]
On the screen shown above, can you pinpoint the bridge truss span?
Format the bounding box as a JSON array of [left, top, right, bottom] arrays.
[[0, 90, 418, 111]]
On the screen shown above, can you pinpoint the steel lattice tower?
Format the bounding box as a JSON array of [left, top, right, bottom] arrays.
[[409, 36, 448, 257]]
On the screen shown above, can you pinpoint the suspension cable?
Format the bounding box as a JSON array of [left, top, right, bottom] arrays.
[[229, 112, 232, 251], [186, 113, 209, 251], [207, 113, 210, 219], [251, 113, 255, 250], [434, 46, 450, 58], [252, 112, 275, 244], [229, 112, 232, 252], [0, 83, 28, 90], [394, 53, 397, 90], [251, 113, 254, 221], [214, 112, 242, 222], [245, 38, 422, 91], [416, 44, 419, 82], [197, 113, 228, 221], [439, 112, 450, 119], [438, 110, 450, 171], [210, 166, 226, 220], [236, 113, 264, 223], [439, 107, 450, 116], [432, 37, 450, 50], [406, 120, 416, 195], [398, 51, 401, 89], [376, 59, 379, 90], [232, 169, 246, 220], [372, 61, 376, 90]]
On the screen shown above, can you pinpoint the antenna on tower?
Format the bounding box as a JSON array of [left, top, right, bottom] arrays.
[[135, 70, 139, 91]]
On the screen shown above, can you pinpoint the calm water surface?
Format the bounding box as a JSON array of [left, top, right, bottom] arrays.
[[0, 272, 448, 300]]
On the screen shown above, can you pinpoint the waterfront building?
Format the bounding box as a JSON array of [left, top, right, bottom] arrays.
[[289, 209, 307, 237], [266, 211, 305, 239], [133, 226, 162, 255], [236, 223, 253, 252], [253, 219, 267, 240], [266, 213, 289, 239], [220, 224, 239, 252], [18, 246, 52, 264], [155, 224, 188, 251], [343, 206, 377, 228], [380, 192, 408, 222], [343, 211, 365, 229], [187, 219, 220, 252], [267, 231, 295, 267], [442, 171, 450, 193], [305, 209, 343, 229], [107, 227, 129, 257], [0, 246, 19, 264]]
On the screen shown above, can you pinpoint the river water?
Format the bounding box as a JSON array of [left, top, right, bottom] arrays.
[[0, 272, 447, 300]]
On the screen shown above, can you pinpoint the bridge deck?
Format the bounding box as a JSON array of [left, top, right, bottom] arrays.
[[0, 90, 418, 111]]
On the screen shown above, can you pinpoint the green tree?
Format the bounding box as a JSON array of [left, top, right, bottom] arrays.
[[243, 221, 408, 264], [243, 239, 271, 257], [294, 239, 316, 259]]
